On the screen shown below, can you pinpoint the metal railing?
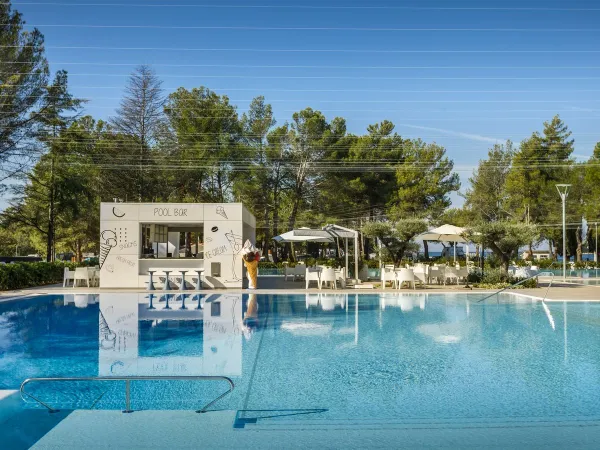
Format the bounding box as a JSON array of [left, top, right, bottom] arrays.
[[20, 375, 234, 414], [477, 271, 555, 303]]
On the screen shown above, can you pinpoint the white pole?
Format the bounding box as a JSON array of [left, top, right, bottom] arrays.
[[562, 194, 567, 282], [345, 237, 349, 280], [355, 232, 359, 283], [595, 222, 598, 263], [556, 185, 571, 282]]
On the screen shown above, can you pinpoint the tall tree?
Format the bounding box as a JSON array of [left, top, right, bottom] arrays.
[[464, 142, 514, 222], [390, 139, 460, 220], [36, 70, 84, 260], [0, 1, 49, 185], [286, 108, 346, 232], [110, 65, 165, 201], [584, 142, 600, 261], [234, 97, 276, 255], [504, 116, 574, 256], [164, 86, 241, 202]]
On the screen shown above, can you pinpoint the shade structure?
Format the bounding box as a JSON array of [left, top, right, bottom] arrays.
[[273, 224, 360, 282], [272, 229, 334, 243], [417, 224, 467, 262], [417, 224, 468, 243]]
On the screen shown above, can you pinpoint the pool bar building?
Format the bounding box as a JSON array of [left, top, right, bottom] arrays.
[[99, 202, 256, 289]]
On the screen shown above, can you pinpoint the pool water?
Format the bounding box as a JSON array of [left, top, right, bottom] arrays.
[[1, 292, 600, 424]]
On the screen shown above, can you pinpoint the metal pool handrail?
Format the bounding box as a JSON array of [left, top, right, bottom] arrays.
[[20, 375, 234, 414], [477, 271, 555, 303]]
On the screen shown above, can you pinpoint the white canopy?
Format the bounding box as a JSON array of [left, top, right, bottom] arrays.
[[417, 224, 467, 262], [417, 224, 467, 243], [272, 229, 334, 243], [273, 224, 360, 282]]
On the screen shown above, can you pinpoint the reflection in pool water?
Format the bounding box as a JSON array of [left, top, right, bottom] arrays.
[[1, 293, 599, 422]]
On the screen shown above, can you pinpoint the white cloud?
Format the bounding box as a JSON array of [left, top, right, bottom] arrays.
[[398, 124, 506, 144]]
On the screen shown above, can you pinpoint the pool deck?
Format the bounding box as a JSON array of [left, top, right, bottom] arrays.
[[1, 276, 599, 302], [30, 409, 600, 450]]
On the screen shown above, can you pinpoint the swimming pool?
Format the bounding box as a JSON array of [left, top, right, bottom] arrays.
[[1, 292, 600, 436]]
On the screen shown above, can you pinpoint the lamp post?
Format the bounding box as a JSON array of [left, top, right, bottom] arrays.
[[556, 184, 571, 282], [595, 222, 598, 264]]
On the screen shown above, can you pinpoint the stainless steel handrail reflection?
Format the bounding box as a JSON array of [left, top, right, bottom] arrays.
[[20, 375, 234, 414], [477, 271, 555, 303]]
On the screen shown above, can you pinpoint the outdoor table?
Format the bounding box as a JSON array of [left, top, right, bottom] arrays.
[[179, 270, 188, 291], [147, 270, 156, 291], [193, 269, 204, 290], [150, 268, 203, 291], [160, 270, 172, 291]]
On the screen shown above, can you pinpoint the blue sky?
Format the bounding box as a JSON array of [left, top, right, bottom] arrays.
[[10, 0, 600, 205]]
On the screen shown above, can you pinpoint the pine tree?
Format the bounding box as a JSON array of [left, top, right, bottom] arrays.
[[0, 1, 49, 186]]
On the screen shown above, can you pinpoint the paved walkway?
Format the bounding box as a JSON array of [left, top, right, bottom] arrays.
[[1, 276, 599, 302]]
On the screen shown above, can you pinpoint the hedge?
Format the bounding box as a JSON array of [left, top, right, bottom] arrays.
[[0, 261, 84, 291]]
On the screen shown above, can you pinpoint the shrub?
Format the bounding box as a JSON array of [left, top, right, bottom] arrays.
[[468, 267, 538, 289], [0, 261, 80, 291]]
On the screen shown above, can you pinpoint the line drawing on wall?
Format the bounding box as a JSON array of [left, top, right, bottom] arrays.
[[99, 230, 118, 269], [225, 231, 243, 281], [112, 206, 126, 218], [216, 205, 228, 219], [99, 310, 117, 350]]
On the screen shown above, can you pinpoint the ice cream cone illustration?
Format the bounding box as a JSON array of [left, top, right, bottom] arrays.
[[225, 230, 243, 281], [99, 230, 118, 269], [99, 310, 116, 350], [216, 205, 228, 219]]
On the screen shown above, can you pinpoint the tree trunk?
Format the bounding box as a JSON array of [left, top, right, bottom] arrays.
[[423, 240, 429, 260], [46, 155, 55, 262], [576, 226, 583, 263], [488, 241, 510, 274], [76, 239, 82, 263]]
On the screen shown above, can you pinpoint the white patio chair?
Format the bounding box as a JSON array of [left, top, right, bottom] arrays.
[[73, 267, 91, 288], [413, 265, 428, 286], [455, 267, 468, 284], [445, 266, 460, 285], [320, 268, 337, 290], [294, 265, 306, 280], [429, 265, 445, 285], [395, 268, 415, 289], [334, 267, 346, 288], [381, 265, 395, 289], [305, 267, 321, 289], [63, 267, 74, 287], [283, 263, 295, 281], [88, 268, 100, 287]]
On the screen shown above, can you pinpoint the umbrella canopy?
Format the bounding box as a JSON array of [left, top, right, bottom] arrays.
[[273, 229, 334, 243], [417, 224, 468, 243]]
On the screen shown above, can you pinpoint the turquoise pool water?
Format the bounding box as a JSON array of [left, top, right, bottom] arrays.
[[1, 292, 600, 425]]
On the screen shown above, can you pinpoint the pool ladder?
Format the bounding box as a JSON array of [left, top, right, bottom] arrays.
[[20, 375, 234, 414], [477, 271, 555, 303]]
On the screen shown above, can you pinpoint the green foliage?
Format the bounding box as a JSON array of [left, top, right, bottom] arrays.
[[465, 142, 514, 222], [362, 219, 428, 264], [468, 221, 539, 272], [468, 268, 538, 289], [0, 261, 80, 291], [0, 1, 49, 182]]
